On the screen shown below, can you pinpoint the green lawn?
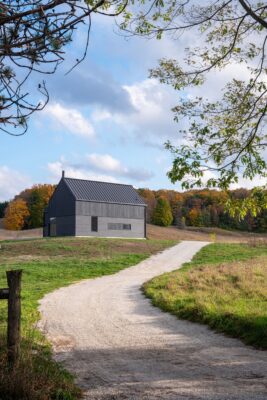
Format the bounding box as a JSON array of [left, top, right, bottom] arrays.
[[143, 242, 267, 349], [0, 236, 176, 400]]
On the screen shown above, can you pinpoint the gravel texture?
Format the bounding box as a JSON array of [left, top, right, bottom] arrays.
[[39, 241, 267, 399]]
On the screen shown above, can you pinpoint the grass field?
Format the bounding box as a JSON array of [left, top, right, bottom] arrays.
[[0, 236, 176, 400], [144, 242, 267, 349]]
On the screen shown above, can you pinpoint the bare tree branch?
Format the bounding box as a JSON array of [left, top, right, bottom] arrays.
[[0, 0, 126, 135]]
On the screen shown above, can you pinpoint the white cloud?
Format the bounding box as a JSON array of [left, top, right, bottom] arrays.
[[123, 79, 176, 136], [0, 166, 32, 202], [87, 154, 122, 173], [94, 78, 178, 143], [47, 153, 153, 185], [91, 109, 112, 122], [188, 62, 253, 103], [230, 176, 267, 190], [47, 160, 119, 183], [86, 153, 153, 181], [44, 103, 95, 138]]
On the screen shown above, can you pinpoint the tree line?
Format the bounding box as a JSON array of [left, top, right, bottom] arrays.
[[138, 188, 267, 232], [0, 185, 55, 230], [0, 184, 267, 232]]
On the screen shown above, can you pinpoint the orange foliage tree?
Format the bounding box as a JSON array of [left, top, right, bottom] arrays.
[[188, 208, 201, 226], [138, 188, 156, 223], [4, 199, 30, 230], [4, 183, 55, 230]]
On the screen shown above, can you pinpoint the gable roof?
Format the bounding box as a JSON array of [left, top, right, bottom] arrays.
[[63, 177, 146, 206]]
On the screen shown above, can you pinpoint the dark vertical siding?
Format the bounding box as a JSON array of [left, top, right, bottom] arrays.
[[55, 216, 76, 236], [44, 179, 76, 237], [48, 179, 75, 216], [144, 207, 147, 238], [43, 209, 49, 237]]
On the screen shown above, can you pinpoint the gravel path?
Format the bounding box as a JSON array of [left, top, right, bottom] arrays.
[[39, 241, 267, 400]]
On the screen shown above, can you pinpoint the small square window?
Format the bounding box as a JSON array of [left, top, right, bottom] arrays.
[[123, 224, 131, 230]]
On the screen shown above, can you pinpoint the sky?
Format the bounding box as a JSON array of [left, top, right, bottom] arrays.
[[0, 12, 265, 202]]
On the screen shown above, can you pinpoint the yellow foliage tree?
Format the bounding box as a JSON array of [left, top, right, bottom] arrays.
[[3, 199, 30, 230], [188, 208, 202, 227]]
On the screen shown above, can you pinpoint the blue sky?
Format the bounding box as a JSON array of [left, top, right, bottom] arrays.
[[0, 13, 264, 202]]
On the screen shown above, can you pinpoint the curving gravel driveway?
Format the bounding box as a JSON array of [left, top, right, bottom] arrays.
[[39, 241, 267, 399]]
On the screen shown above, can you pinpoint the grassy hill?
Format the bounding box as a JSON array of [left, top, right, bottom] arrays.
[[0, 236, 176, 400]]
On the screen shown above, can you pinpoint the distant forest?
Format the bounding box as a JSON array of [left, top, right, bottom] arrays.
[[0, 185, 266, 232], [138, 188, 267, 233]]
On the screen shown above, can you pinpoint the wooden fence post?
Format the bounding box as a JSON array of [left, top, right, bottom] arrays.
[[6, 270, 22, 367]]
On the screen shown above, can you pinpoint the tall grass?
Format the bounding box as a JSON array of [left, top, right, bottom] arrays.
[[144, 243, 267, 349], [0, 336, 81, 400]]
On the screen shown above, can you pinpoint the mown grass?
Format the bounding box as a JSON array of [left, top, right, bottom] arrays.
[[0, 236, 176, 400], [143, 242, 267, 349]]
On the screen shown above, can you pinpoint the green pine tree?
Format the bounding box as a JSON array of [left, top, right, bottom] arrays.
[[28, 189, 45, 228], [0, 201, 8, 218], [152, 198, 173, 227]]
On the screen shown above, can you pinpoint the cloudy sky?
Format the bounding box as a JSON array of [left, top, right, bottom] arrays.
[[0, 12, 264, 202]]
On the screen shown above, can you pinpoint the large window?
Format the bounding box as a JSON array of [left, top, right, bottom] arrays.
[[108, 223, 131, 231], [91, 216, 98, 232]]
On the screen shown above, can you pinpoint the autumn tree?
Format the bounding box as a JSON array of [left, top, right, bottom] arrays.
[[188, 208, 202, 227], [152, 197, 173, 226], [138, 188, 156, 223], [3, 198, 30, 230], [3, 183, 55, 230], [167, 191, 183, 225]]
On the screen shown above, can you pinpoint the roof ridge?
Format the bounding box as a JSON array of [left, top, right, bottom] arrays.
[[64, 177, 133, 187]]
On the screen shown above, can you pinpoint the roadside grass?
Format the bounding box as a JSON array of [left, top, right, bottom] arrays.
[[143, 242, 267, 349], [0, 236, 176, 400]]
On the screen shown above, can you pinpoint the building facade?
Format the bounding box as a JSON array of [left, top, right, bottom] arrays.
[[43, 173, 146, 239]]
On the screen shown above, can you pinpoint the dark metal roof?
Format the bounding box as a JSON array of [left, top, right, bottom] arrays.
[[63, 177, 146, 206]]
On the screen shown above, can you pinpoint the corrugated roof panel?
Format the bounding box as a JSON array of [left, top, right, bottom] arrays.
[[63, 178, 146, 206]]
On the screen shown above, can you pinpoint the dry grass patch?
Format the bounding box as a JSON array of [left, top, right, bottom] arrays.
[[0, 236, 175, 260], [147, 223, 267, 243], [144, 243, 267, 349]]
